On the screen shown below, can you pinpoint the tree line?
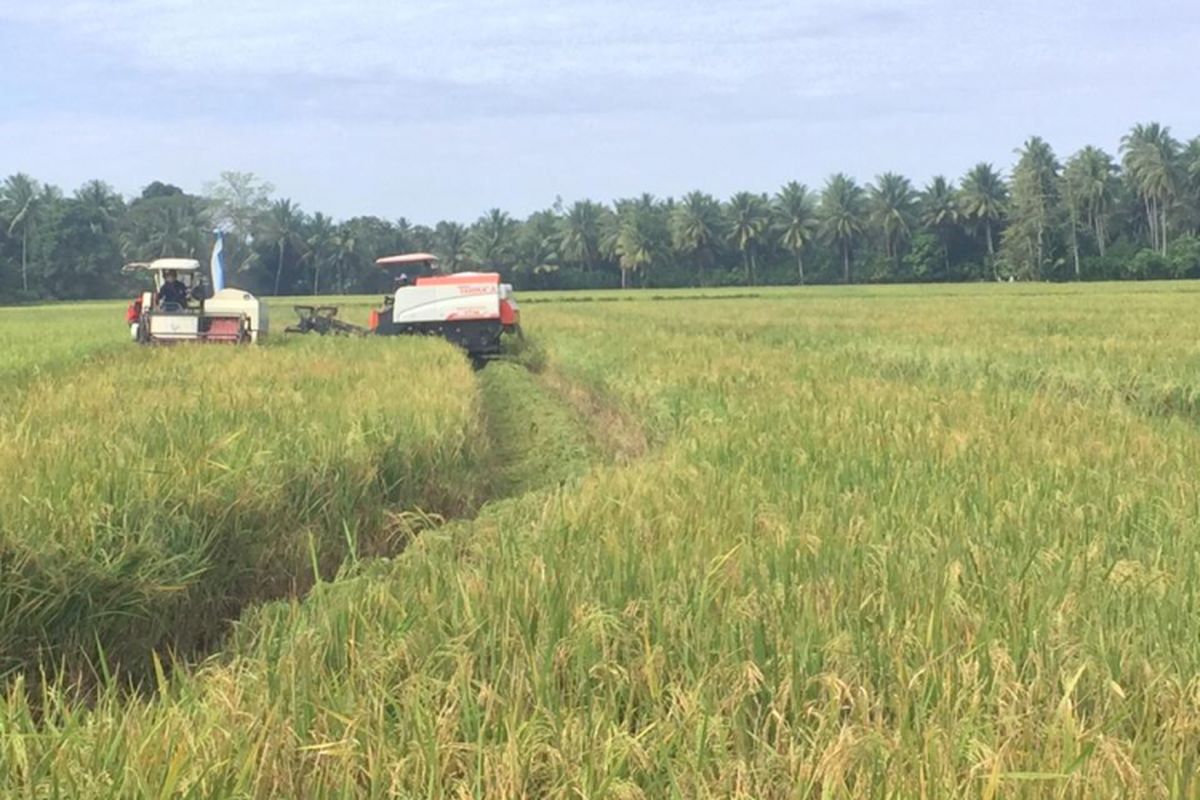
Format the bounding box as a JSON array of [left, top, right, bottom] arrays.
[[3, 122, 1200, 301]]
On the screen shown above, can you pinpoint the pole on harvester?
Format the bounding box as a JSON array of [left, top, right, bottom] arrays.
[[210, 230, 226, 292]]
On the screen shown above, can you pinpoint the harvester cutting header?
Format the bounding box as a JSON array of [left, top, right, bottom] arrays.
[[289, 253, 521, 361]]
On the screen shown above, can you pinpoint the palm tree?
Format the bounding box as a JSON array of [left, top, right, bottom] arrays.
[[558, 200, 604, 271], [393, 216, 414, 254], [142, 198, 205, 259], [433, 221, 469, 271], [1005, 137, 1061, 280], [725, 191, 771, 285], [2, 173, 41, 292], [613, 202, 655, 289], [670, 191, 722, 285], [958, 163, 1007, 258], [518, 209, 562, 278], [1182, 137, 1200, 237], [467, 209, 519, 274], [74, 180, 123, 229], [259, 199, 306, 295], [818, 174, 866, 283], [773, 181, 818, 284], [305, 212, 337, 295], [869, 172, 917, 271], [1121, 122, 1180, 254], [329, 224, 357, 293], [919, 176, 959, 275], [1063, 147, 1118, 258]]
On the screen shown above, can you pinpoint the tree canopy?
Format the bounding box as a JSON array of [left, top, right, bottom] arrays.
[[5, 121, 1200, 302]]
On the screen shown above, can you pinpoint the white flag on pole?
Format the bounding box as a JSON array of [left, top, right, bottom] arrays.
[[210, 230, 226, 291]]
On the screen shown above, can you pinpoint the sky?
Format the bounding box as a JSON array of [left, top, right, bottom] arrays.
[[2, 0, 1198, 224]]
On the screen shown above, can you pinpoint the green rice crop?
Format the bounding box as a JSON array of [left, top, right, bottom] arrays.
[[0, 302, 128, 406], [4, 282, 1200, 797], [0, 334, 487, 680]]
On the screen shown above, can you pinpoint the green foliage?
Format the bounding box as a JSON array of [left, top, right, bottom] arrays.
[[466, 209, 519, 277], [1005, 137, 1064, 280], [959, 162, 1008, 261], [5, 120, 1200, 302], [671, 191, 724, 285], [773, 181, 818, 284], [724, 191, 771, 285], [819, 173, 867, 282]]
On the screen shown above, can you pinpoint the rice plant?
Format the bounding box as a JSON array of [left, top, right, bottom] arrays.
[[3, 282, 1200, 797]]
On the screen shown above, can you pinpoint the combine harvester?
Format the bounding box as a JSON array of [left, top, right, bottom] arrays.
[[289, 253, 521, 363], [124, 234, 268, 344]]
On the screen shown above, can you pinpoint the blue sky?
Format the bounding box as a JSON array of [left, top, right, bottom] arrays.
[[2, 0, 1198, 223]]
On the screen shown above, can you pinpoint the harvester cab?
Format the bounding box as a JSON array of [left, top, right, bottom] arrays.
[[123, 258, 268, 344], [368, 253, 521, 359]]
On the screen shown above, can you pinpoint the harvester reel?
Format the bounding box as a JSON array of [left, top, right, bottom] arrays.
[[286, 305, 368, 337]]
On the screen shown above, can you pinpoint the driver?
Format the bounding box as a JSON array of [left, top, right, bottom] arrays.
[[158, 269, 189, 308]]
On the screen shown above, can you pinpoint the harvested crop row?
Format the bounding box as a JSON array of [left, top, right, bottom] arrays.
[[0, 335, 487, 680]]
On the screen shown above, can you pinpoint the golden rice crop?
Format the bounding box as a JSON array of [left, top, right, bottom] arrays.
[[0, 332, 487, 680], [3, 282, 1200, 797]]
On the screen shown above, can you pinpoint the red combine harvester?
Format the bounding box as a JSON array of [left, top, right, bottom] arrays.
[[288, 253, 521, 362]]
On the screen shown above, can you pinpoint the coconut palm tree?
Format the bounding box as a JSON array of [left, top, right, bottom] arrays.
[[558, 200, 605, 272], [1121, 122, 1181, 254], [725, 191, 771, 285], [613, 202, 655, 289], [74, 180, 123, 229], [2, 173, 41, 292], [518, 209, 561, 279], [1005, 137, 1062, 280], [143, 199, 205, 259], [959, 163, 1007, 259], [819, 174, 867, 283], [259, 199, 306, 295], [305, 212, 337, 295], [670, 191, 722, 285], [328, 224, 357, 293], [467, 209, 519, 274], [433, 221, 469, 271], [1063, 147, 1118, 258], [773, 181, 818, 284], [1181, 137, 1200, 237], [869, 172, 917, 271], [919, 176, 959, 275]]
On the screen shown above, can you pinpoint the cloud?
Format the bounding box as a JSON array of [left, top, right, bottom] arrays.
[[4, 1, 931, 87], [2, 0, 1199, 220]]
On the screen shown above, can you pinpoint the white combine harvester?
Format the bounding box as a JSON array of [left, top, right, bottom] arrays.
[[288, 253, 521, 362], [123, 256, 268, 344]]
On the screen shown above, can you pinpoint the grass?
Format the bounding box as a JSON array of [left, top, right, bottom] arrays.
[[3, 281, 1200, 797]]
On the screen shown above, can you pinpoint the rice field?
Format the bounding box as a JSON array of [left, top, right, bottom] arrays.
[[3, 282, 1200, 797]]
